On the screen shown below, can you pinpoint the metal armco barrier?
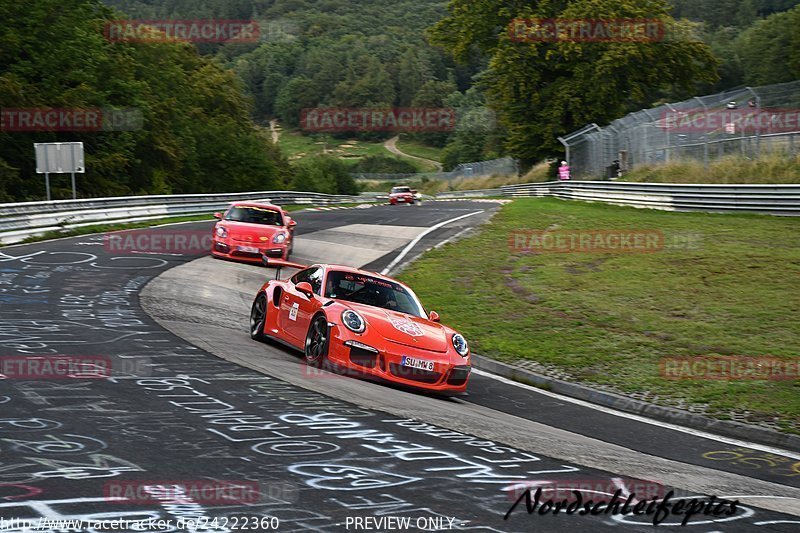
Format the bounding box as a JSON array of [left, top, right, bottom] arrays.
[[432, 188, 503, 198], [437, 181, 800, 216], [0, 191, 375, 245]]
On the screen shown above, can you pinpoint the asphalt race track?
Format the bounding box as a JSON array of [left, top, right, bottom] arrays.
[[0, 200, 798, 532]]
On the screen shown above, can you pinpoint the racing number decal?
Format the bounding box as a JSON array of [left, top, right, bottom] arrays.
[[289, 303, 299, 321]]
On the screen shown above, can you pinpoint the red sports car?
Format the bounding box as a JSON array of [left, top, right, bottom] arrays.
[[389, 186, 416, 205], [212, 202, 296, 262], [249, 260, 471, 394]]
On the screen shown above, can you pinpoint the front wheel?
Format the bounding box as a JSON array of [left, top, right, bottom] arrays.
[[304, 316, 329, 368], [250, 294, 268, 341]]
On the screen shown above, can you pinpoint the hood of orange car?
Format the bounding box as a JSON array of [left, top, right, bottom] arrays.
[[346, 303, 448, 353], [220, 222, 283, 243]]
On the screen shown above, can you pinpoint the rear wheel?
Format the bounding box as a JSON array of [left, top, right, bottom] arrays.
[[250, 294, 268, 341], [304, 316, 329, 368]]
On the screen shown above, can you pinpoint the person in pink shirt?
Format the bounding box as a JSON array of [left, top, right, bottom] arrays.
[[558, 160, 571, 180]]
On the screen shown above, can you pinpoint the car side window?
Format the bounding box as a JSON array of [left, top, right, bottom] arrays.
[[291, 268, 312, 286], [308, 268, 323, 295], [291, 267, 323, 295]]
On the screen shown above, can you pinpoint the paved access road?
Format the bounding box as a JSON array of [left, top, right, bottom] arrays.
[[0, 201, 797, 532]]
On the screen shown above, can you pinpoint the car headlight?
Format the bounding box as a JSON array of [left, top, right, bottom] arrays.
[[215, 225, 227, 238], [452, 334, 469, 356], [273, 233, 287, 244], [342, 310, 365, 333]]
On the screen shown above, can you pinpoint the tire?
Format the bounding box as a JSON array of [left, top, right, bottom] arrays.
[[250, 294, 268, 341], [304, 315, 329, 368]]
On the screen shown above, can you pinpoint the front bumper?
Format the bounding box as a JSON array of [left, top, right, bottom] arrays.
[[327, 327, 470, 393], [212, 239, 288, 262], [389, 196, 414, 204]]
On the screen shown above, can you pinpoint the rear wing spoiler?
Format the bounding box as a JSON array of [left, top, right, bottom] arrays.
[[261, 256, 309, 279]]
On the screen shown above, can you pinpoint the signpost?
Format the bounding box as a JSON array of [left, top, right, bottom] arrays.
[[34, 142, 85, 201]]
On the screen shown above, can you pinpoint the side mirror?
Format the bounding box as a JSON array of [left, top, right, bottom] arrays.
[[296, 281, 314, 299], [288, 219, 297, 228], [213, 212, 223, 220], [429, 311, 440, 323]]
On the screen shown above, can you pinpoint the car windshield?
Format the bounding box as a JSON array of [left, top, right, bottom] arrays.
[[391, 187, 411, 194], [324, 271, 424, 317], [225, 206, 283, 226]]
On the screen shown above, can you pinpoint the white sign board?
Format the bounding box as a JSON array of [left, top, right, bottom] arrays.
[[35, 142, 85, 174]]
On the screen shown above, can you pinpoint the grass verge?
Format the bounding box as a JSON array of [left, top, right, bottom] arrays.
[[2, 203, 344, 247], [394, 137, 444, 163], [278, 130, 434, 170], [624, 153, 800, 184], [398, 198, 800, 433]]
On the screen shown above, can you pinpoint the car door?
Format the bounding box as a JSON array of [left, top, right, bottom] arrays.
[[279, 266, 323, 343]]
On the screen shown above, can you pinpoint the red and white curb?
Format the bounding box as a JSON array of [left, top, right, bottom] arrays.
[[305, 204, 380, 212]]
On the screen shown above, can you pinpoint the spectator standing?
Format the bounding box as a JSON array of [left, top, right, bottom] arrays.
[[558, 160, 571, 181]]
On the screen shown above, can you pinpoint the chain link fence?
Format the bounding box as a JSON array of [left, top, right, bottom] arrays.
[[560, 80, 800, 179], [351, 157, 518, 182]]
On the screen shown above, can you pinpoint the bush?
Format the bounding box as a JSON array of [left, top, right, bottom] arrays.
[[291, 156, 360, 195]]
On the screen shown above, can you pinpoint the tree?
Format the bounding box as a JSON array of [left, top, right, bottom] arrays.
[[439, 87, 502, 168], [0, 0, 287, 200], [734, 6, 800, 85], [395, 48, 434, 106], [274, 77, 320, 128], [429, 0, 719, 164], [291, 156, 358, 195], [332, 52, 396, 107]]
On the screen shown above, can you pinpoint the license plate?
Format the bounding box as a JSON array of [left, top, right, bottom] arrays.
[[237, 245, 260, 253], [401, 356, 434, 371]]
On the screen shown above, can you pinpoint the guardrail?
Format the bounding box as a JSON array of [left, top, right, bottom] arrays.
[[436, 181, 800, 216], [432, 188, 504, 198], [0, 191, 377, 245]]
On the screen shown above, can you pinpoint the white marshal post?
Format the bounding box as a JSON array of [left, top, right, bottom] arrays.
[[34, 142, 85, 200]]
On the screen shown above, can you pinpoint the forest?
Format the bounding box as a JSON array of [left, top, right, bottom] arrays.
[[1, 0, 798, 200]]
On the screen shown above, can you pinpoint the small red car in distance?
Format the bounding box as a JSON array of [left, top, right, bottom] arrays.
[[389, 185, 416, 205], [212, 201, 296, 263], [250, 260, 471, 394]]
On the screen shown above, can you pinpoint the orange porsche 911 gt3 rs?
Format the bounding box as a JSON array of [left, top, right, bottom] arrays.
[[212, 201, 296, 263], [249, 260, 471, 394]]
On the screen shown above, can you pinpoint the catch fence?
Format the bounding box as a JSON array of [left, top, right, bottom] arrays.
[[351, 157, 518, 182], [560, 80, 800, 179]]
